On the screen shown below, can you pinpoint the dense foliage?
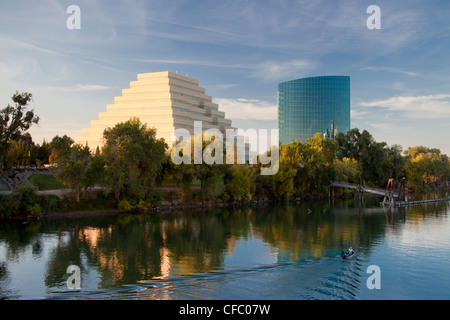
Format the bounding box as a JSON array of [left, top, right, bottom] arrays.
[[2, 92, 449, 218]]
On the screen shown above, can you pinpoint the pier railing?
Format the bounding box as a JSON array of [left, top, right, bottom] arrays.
[[329, 178, 449, 207]]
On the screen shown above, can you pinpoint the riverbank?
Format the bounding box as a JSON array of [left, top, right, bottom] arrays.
[[0, 183, 360, 222], [38, 197, 277, 220]]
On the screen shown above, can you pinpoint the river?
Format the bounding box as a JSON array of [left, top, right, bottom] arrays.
[[1, 196, 449, 300]]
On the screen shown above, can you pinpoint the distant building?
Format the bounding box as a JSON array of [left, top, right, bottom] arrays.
[[278, 75, 351, 145], [75, 71, 236, 151]]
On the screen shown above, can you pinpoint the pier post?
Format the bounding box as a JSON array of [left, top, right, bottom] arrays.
[[435, 178, 439, 200], [423, 180, 425, 202], [446, 179, 448, 199], [384, 178, 394, 206]]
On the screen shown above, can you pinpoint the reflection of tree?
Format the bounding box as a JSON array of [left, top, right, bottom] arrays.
[[76, 214, 166, 288], [0, 221, 43, 262], [162, 210, 232, 274], [0, 261, 19, 299], [250, 199, 392, 260], [44, 229, 84, 289], [4, 198, 447, 298]]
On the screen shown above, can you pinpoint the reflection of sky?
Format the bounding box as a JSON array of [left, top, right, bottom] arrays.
[[1, 202, 450, 299], [224, 237, 278, 269], [359, 204, 450, 300], [0, 235, 58, 299], [395, 214, 450, 250]]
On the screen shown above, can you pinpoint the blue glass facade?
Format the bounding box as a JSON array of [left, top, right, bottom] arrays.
[[278, 76, 350, 145]]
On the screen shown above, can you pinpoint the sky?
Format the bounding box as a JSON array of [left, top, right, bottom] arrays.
[[1, 0, 450, 155]]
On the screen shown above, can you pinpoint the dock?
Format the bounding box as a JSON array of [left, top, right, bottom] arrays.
[[330, 178, 449, 208], [380, 197, 449, 208]]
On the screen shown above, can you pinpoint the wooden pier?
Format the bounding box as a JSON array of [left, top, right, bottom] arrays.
[[380, 197, 449, 208], [330, 178, 449, 208]]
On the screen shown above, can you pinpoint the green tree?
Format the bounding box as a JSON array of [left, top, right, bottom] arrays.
[[404, 146, 450, 191], [49, 135, 74, 163], [102, 118, 167, 201], [53, 144, 100, 202], [335, 129, 389, 187], [280, 133, 337, 196], [385, 144, 405, 182], [0, 92, 39, 172], [171, 131, 230, 201], [226, 166, 253, 201], [5, 139, 31, 168], [255, 158, 296, 201], [36, 140, 52, 166], [333, 157, 361, 183]]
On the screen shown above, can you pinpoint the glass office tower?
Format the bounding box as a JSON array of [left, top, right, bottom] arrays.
[[278, 75, 350, 145]]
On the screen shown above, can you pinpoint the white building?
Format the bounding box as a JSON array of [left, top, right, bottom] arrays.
[[75, 71, 236, 152]]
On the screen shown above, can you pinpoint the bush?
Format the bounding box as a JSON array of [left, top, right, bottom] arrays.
[[118, 199, 133, 211], [147, 189, 162, 206], [13, 186, 39, 210], [38, 195, 62, 213], [26, 203, 42, 217], [8, 186, 40, 216], [0, 200, 13, 217]]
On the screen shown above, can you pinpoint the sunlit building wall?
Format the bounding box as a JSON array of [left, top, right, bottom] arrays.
[[75, 71, 236, 151]]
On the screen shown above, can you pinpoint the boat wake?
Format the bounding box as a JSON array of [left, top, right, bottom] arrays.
[[47, 255, 367, 300]]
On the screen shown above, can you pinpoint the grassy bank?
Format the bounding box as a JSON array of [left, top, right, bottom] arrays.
[[27, 174, 68, 190]]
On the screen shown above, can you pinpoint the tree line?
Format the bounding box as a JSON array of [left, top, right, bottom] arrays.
[[1, 92, 449, 216]]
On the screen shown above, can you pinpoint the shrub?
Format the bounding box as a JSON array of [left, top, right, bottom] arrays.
[[38, 195, 62, 213], [118, 199, 132, 211], [8, 186, 40, 216], [0, 200, 13, 217], [147, 189, 162, 206], [26, 203, 42, 217]]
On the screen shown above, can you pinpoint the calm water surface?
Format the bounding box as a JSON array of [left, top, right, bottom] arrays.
[[1, 197, 449, 300]]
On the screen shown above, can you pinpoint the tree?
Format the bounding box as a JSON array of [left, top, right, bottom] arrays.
[[36, 140, 52, 166], [49, 135, 74, 163], [335, 129, 389, 187], [53, 144, 103, 202], [404, 146, 450, 191], [102, 118, 167, 201], [170, 131, 230, 202], [385, 144, 405, 182], [226, 166, 253, 202], [5, 139, 31, 168], [333, 157, 361, 183], [0, 92, 39, 172], [279, 134, 337, 196]]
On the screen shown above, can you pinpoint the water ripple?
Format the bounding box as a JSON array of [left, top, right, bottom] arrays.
[[46, 256, 365, 300]]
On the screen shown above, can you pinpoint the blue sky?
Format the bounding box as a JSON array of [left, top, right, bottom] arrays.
[[1, 0, 450, 155]]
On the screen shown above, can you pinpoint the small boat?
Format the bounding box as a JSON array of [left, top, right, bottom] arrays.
[[340, 251, 356, 259], [343, 253, 355, 259]]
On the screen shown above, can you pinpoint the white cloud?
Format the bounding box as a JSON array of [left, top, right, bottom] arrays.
[[252, 60, 316, 82], [39, 84, 111, 92], [360, 94, 450, 119], [351, 109, 368, 119], [75, 84, 111, 91], [214, 98, 277, 121], [361, 66, 418, 77]]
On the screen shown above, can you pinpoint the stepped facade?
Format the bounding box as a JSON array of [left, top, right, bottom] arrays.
[[74, 71, 235, 151]]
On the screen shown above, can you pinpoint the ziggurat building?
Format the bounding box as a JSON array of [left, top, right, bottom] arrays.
[[74, 71, 236, 152]]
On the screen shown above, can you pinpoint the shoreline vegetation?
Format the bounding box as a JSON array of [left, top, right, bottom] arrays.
[[0, 183, 339, 221], [1, 92, 449, 221]]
